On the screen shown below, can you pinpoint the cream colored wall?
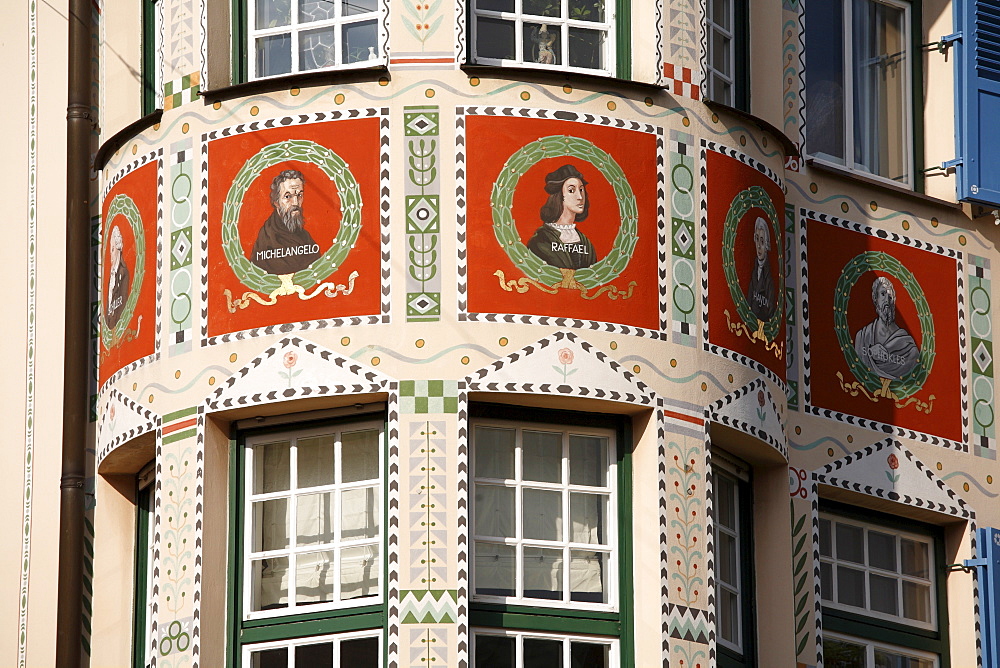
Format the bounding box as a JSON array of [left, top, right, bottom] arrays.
[[922, 0, 958, 203], [101, 0, 143, 140], [749, 0, 784, 132], [628, 409, 661, 667], [201, 416, 231, 668]]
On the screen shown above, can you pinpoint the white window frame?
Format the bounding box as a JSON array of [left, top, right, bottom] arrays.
[[243, 420, 384, 622], [470, 418, 618, 613], [471, 627, 619, 667], [712, 455, 750, 656], [807, 0, 914, 188], [247, 0, 387, 81], [818, 513, 937, 631], [241, 628, 383, 667], [823, 631, 939, 668], [705, 0, 735, 105], [469, 0, 617, 77]]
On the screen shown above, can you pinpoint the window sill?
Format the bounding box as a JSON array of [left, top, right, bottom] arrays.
[[201, 64, 389, 104], [805, 157, 962, 210], [95, 109, 163, 171], [460, 62, 663, 92], [703, 99, 799, 160]]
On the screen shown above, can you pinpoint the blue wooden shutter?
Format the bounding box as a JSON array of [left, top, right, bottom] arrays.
[[956, 0, 1000, 206], [974, 527, 1000, 667]]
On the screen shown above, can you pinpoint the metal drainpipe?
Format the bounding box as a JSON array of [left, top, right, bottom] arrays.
[[56, 0, 94, 661]]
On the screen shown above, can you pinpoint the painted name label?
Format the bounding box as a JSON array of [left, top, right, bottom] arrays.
[[867, 346, 908, 366], [550, 242, 588, 254], [108, 295, 123, 312], [255, 244, 320, 261]]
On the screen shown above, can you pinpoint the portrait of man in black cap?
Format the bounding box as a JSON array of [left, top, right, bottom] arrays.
[[526, 164, 598, 271]]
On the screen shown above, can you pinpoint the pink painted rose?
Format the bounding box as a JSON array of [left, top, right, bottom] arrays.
[[557, 348, 574, 365], [283, 351, 298, 369], [887, 453, 899, 470], [757, 390, 766, 407]]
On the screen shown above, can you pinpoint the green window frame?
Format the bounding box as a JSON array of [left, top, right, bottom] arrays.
[[818, 501, 950, 668], [713, 457, 756, 668], [468, 404, 634, 668], [141, 0, 161, 115], [133, 463, 155, 668], [227, 414, 388, 668]]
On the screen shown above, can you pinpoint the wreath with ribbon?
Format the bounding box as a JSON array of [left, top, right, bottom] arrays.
[[490, 135, 638, 289], [833, 251, 935, 399], [721, 185, 784, 341], [101, 194, 145, 349], [221, 139, 362, 291]]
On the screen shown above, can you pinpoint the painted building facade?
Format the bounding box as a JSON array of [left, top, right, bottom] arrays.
[[5, 0, 1000, 666]]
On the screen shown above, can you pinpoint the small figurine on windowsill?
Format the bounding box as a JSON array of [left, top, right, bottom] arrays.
[[532, 24, 557, 65]]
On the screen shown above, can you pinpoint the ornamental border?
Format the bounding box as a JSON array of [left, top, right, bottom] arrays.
[[199, 109, 391, 347], [455, 106, 668, 338], [799, 209, 970, 450], [95, 388, 161, 465], [699, 140, 787, 390], [99, 151, 164, 393], [706, 377, 787, 460]]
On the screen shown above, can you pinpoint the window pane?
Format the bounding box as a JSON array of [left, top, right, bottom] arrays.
[[901, 539, 929, 578], [868, 531, 897, 572], [297, 434, 335, 488], [570, 550, 607, 603], [343, 0, 377, 16], [475, 427, 516, 479], [569, 493, 606, 544], [342, 429, 380, 483], [341, 487, 379, 540], [475, 484, 515, 538], [296, 550, 336, 604], [340, 637, 379, 668], [252, 556, 289, 610], [254, 441, 291, 494], [819, 518, 832, 557], [523, 430, 563, 482], [524, 638, 563, 668], [477, 16, 516, 60], [569, 435, 606, 486], [296, 492, 335, 546], [869, 573, 898, 615], [477, 0, 514, 10], [719, 587, 738, 646], [343, 19, 378, 64], [820, 562, 833, 601], [569, 0, 604, 22], [475, 542, 516, 596], [523, 546, 563, 599], [874, 649, 934, 668], [568, 27, 604, 70], [523, 24, 561, 65], [251, 647, 289, 668], [475, 635, 515, 668], [902, 581, 932, 623], [295, 642, 333, 668], [299, 0, 334, 22], [253, 498, 290, 551], [716, 475, 736, 530], [341, 544, 378, 599], [710, 0, 731, 31], [256, 34, 292, 77], [523, 0, 560, 17], [823, 638, 865, 668], [835, 523, 864, 563], [837, 565, 865, 607], [257, 0, 291, 28], [523, 488, 563, 541], [718, 532, 738, 587], [805, 0, 845, 162], [710, 73, 733, 107], [571, 642, 609, 668], [710, 28, 731, 79]]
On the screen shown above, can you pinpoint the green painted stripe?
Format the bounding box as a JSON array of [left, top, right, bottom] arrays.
[[162, 428, 197, 444], [163, 406, 198, 422], [404, 105, 438, 110]]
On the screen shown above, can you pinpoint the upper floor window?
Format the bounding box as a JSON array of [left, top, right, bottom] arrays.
[[470, 0, 616, 76], [713, 458, 755, 667], [249, 0, 384, 79], [705, 0, 748, 110], [141, 0, 162, 114], [805, 0, 913, 186]]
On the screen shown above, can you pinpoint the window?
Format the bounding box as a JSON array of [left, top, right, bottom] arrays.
[[133, 462, 155, 668], [231, 417, 385, 668], [705, 0, 748, 110], [713, 455, 755, 668], [469, 0, 619, 76], [141, 0, 162, 114], [805, 0, 914, 186], [469, 405, 633, 668], [246, 0, 384, 80], [818, 507, 948, 667]]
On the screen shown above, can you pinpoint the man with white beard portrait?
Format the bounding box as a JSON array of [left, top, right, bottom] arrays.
[[249, 169, 322, 275], [853, 275, 919, 380], [106, 224, 130, 329]]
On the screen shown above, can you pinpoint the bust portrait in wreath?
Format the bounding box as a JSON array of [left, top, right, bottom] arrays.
[[853, 275, 919, 380], [526, 164, 597, 272], [746, 215, 776, 322], [105, 224, 131, 330], [249, 169, 322, 275]]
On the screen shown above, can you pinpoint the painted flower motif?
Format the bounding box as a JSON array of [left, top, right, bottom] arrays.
[[757, 390, 766, 407], [109, 404, 116, 421], [279, 351, 302, 387], [553, 348, 578, 382], [558, 348, 574, 365], [885, 452, 900, 484], [887, 453, 899, 470], [283, 351, 298, 369]]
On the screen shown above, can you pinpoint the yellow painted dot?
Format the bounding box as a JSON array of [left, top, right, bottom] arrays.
[[610, 341, 618, 350], [931, 217, 939, 228], [499, 337, 508, 346], [520, 91, 530, 101], [132, 383, 138, 391], [230, 353, 238, 363], [290, 87, 300, 96], [989, 475, 994, 484], [131, 144, 137, 155], [415, 339, 425, 348], [469, 77, 480, 87], [964, 482, 971, 492], [936, 462, 943, 470], [827, 448, 835, 457], [670, 359, 677, 368], [727, 374, 734, 383], [633, 365, 642, 374], [762, 136, 768, 148], [148, 394, 154, 403], [563, 85, 573, 94], [153, 123, 161, 131], [372, 356, 381, 366], [959, 235, 967, 246], [379, 77, 389, 86], [644, 97, 653, 107], [809, 182, 818, 194], [208, 376, 216, 386], [334, 94, 345, 105], [902, 220, 910, 230], [461, 356, 470, 365], [870, 201, 878, 211], [700, 382, 707, 391], [847, 435, 853, 443], [212, 101, 221, 110], [251, 106, 261, 116], [794, 426, 802, 435], [841, 202, 849, 213], [341, 336, 350, 346], [682, 117, 691, 127], [739, 135, 747, 147], [711, 113, 719, 123], [606, 101, 617, 111], [182, 122, 190, 133], [174, 370, 181, 379], [425, 88, 436, 98]]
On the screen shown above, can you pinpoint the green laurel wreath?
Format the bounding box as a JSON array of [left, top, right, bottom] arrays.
[[833, 251, 935, 398], [490, 135, 638, 289], [721, 185, 784, 341], [101, 194, 145, 349], [222, 140, 362, 292]]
